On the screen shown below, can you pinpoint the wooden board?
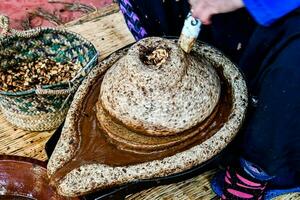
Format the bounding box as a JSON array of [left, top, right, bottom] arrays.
[[64, 3, 135, 60], [0, 114, 53, 161], [0, 3, 298, 200]]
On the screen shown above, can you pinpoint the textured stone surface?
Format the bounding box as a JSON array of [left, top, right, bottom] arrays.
[[48, 39, 248, 197], [100, 37, 221, 136]]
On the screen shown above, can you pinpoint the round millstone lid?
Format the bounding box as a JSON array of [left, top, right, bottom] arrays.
[[100, 37, 221, 136]]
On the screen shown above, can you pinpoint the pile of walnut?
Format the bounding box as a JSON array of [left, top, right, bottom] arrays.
[[0, 58, 81, 92]]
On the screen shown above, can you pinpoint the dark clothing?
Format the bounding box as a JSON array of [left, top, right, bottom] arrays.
[[239, 10, 300, 186], [118, 0, 190, 40], [118, 0, 300, 186]]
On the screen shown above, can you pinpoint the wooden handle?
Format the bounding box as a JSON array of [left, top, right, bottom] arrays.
[[178, 12, 201, 53], [35, 83, 79, 96], [0, 15, 42, 38]]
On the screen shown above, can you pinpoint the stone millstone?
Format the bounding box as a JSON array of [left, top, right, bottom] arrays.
[[99, 37, 221, 136], [47, 37, 248, 197]]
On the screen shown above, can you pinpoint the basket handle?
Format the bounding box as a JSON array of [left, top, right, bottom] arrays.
[[0, 15, 10, 36], [0, 15, 42, 38], [35, 83, 79, 96]]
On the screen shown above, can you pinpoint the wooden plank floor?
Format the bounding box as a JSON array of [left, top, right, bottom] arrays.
[[0, 3, 298, 200]]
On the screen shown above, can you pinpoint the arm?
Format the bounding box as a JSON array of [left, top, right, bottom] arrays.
[[243, 0, 300, 26], [190, 0, 300, 26]]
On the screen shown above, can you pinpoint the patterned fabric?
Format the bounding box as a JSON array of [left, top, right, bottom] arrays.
[[211, 167, 300, 200], [221, 166, 267, 199], [118, 0, 147, 40]]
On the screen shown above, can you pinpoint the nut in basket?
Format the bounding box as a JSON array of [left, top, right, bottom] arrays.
[[0, 15, 98, 131]]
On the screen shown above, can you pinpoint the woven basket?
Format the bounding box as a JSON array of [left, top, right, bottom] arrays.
[[0, 15, 98, 131]]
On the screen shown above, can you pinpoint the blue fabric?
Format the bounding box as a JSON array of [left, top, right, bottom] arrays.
[[240, 158, 274, 181], [243, 0, 300, 26], [210, 171, 224, 197]]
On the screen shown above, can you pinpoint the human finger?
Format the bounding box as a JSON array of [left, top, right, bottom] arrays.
[[191, 4, 215, 24]]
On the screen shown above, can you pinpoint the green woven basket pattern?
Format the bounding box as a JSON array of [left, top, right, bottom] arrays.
[[0, 28, 97, 115], [0, 85, 72, 114]]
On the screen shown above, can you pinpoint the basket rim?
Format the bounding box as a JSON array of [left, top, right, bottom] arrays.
[[0, 82, 72, 96], [0, 27, 98, 96]]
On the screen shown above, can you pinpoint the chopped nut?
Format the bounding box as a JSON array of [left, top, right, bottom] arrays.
[[0, 58, 82, 92], [144, 48, 169, 66]]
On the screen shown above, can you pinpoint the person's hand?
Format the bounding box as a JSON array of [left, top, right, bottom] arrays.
[[189, 0, 244, 24]]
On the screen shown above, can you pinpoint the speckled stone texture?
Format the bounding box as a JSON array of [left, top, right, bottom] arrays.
[[100, 37, 220, 136], [47, 37, 248, 197]]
